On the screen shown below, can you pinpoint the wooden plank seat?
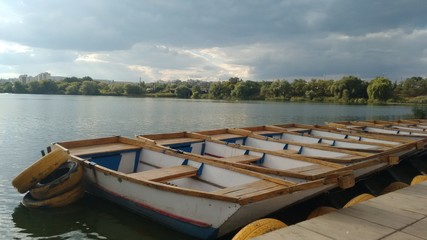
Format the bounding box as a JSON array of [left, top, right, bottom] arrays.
[[154, 137, 204, 146], [286, 164, 336, 176], [69, 143, 141, 156], [128, 165, 198, 182], [212, 180, 284, 198], [220, 155, 262, 163], [209, 133, 244, 140], [252, 130, 283, 135]]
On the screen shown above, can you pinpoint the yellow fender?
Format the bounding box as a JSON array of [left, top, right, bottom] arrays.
[[30, 161, 83, 200], [380, 181, 408, 195], [12, 148, 69, 193], [343, 193, 375, 208], [22, 184, 85, 208], [411, 175, 427, 185], [232, 218, 287, 240], [307, 206, 337, 220]]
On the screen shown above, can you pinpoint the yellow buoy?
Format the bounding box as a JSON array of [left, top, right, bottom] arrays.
[[343, 193, 375, 208], [307, 206, 337, 220], [380, 181, 408, 195], [232, 218, 287, 240], [411, 175, 427, 185]]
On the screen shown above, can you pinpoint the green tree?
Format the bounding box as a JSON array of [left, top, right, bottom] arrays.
[[13, 81, 27, 93], [80, 81, 100, 95], [28, 81, 42, 94], [329, 76, 368, 101], [290, 79, 307, 97], [262, 80, 292, 100], [191, 85, 202, 99], [305, 79, 334, 100], [367, 77, 393, 102], [125, 83, 143, 95], [2, 82, 13, 93], [175, 85, 192, 98], [208, 81, 234, 99], [398, 76, 427, 97], [65, 82, 81, 95], [39, 80, 58, 94], [231, 81, 261, 100]]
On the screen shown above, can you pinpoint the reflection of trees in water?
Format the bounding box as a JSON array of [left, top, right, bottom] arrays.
[[12, 195, 191, 239]]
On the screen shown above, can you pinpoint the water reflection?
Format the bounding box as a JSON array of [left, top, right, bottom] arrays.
[[12, 195, 191, 240]]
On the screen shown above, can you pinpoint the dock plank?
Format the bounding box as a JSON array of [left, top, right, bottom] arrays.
[[401, 217, 427, 240], [338, 203, 420, 229], [254, 180, 427, 240], [382, 231, 425, 240], [298, 211, 395, 240]]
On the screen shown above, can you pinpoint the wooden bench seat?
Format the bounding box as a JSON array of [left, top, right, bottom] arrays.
[[212, 180, 284, 198], [286, 164, 336, 176], [154, 137, 204, 146], [209, 133, 244, 140], [129, 165, 198, 182], [220, 155, 262, 163], [69, 143, 141, 156], [252, 130, 283, 135]]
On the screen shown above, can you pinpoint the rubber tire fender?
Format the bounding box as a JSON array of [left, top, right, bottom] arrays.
[[12, 148, 69, 193], [29, 161, 83, 200], [22, 184, 85, 208], [232, 218, 287, 240], [343, 193, 375, 208]]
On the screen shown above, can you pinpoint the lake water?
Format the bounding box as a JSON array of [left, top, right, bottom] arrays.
[[0, 94, 414, 239]]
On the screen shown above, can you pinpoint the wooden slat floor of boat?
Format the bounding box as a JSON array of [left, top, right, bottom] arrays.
[[213, 180, 284, 198], [254, 181, 427, 240], [219, 155, 262, 163], [69, 143, 141, 156], [154, 137, 204, 146], [128, 165, 198, 182], [286, 164, 337, 176]]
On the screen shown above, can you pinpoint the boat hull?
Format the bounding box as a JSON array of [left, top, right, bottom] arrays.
[[81, 164, 334, 239]]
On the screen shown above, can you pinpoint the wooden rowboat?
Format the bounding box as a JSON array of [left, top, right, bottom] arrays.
[[53, 136, 351, 239], [137, 128, 411, 179], [327, 121, 427, 142], [137, 131, 355, 183]]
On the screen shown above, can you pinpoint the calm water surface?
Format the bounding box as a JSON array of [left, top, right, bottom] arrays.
[[0, 94, 413, 239]]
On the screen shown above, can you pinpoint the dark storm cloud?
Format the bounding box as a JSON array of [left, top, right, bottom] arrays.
[[0, 0, 426, 81]]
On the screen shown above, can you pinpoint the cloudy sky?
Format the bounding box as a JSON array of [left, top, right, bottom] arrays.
[[0, 0, 426, 82]]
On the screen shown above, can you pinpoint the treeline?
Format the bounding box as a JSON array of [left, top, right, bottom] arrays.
[[1, 75, 427, 104]]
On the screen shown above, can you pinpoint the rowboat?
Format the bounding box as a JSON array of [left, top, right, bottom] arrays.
[[327, 120, 427, 142], [137, 131, 355, 183], [137, 127, 411, 179], [260, 123, 424, 159], [53, 136, 352, 239]]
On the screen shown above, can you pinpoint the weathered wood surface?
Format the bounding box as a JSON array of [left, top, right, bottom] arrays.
[[254, 181, 427, 240], [128, 165, 198, 182], [68, 143, 141, 156]]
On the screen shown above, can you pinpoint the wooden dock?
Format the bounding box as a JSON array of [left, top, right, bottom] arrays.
[[254, 181, 427, 240]]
